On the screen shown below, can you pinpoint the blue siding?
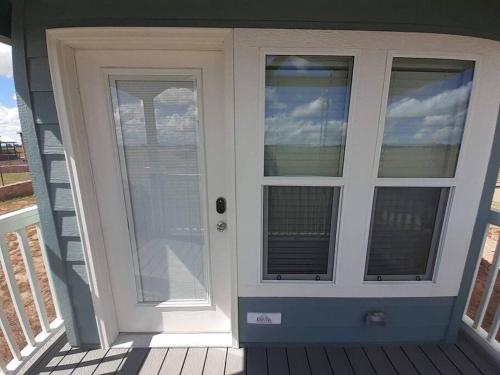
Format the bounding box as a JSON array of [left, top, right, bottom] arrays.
[[239, 297, 456, 344], [10, 0, 500, 347]]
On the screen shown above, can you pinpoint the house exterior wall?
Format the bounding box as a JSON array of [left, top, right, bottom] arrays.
[[9, 0, 500, 347]]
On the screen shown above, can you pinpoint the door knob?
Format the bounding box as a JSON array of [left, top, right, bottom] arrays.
[[216, 221, 227, 232]]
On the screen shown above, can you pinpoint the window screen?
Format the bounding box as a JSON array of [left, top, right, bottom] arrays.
[[379, 58, 474, 178], [263, 186, 340, 280], [264, 55, 353, 177], [365, 187, 449, 281]]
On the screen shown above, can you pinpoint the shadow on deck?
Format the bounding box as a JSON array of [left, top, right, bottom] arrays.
[[27, 330, 499, 375]]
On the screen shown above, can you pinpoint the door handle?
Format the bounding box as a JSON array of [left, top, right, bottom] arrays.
[[216, 221, 227, 232]]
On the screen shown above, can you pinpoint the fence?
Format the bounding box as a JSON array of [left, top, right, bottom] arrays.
[[0, 206, 63, 374]]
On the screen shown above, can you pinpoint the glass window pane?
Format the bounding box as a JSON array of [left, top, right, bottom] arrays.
[[112, 77, 209, 303], [263, 186, 340, 280], [379, 58, 474, 178], [264, 55, 353, 177], [365, 187, 449, 281]]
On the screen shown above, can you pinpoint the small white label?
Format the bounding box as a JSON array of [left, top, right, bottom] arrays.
[[247, 312, 282, 325]]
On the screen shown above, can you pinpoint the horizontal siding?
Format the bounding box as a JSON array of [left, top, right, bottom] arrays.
[[42, 154, 70, 183], [32, 91, 58, 124], [28, 57, 52, 91], [49, 183, 75, 211], [239, 297, 455, 344], [54, 211, 81, 237], [37, 123, 64, 154]]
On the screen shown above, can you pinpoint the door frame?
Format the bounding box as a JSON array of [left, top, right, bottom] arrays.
[[46, 27, 238, 348]]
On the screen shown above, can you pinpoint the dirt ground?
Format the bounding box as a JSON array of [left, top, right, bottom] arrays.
[[0, 195, 57, 363], [466, 224, 500, 341]]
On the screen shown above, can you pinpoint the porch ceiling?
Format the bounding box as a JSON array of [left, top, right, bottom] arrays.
[[0, 0, 10, 41]]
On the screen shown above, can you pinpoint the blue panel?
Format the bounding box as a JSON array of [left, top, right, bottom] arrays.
[[239, 297, 455, 344]]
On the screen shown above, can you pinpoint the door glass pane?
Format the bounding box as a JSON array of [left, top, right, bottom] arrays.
[[379, 58, 474, 178], [263, 186, 340, 280], [111, 76, 209, 303], [264, 55, 353, 176], [365, 187, 449, 281]]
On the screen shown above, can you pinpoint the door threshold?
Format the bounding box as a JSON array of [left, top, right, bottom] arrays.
[[112, 332, 234, 348]]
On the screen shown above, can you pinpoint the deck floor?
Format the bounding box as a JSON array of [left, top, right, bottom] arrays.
[[27, 333, 499, 375]]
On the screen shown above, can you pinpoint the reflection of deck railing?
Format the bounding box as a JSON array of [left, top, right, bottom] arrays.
[[0, 206, 64, 373], [463, 208, 500, 355]]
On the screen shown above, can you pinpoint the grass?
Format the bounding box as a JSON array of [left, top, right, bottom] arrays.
[[492, 200, 500, 211], [0, 172, 31, 186]]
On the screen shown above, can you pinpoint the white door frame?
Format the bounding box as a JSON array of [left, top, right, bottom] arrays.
[[46, 27, 238, 348]]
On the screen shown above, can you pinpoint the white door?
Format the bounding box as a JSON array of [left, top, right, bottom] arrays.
[[74, 49, 233, 344]]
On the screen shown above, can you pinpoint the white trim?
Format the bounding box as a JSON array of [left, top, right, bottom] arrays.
[[234, 29, 500, 298], [46, 27, 237, 348]]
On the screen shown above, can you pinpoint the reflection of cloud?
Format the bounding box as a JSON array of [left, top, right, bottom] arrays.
[[387, 82, 471, 118], [265, 114, 346, 145], [385, 82, 472, 145], [291, 97, 325, 118], [155, 87, 196, 106], [265, 87, 287, 110], [0, 105, 21, 143]]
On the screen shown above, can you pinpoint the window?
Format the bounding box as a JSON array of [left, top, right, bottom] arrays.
[[378, 58, 474, 178], [365, 187, 449, 281], [264, 55, 353, 177], [262, 54, 352, 281], [364, 57, 473, 282], [263, 186, 340, 280]]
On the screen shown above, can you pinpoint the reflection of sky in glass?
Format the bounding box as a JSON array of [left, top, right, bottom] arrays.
[[265, 55, 352, 146], [115, 80, 198, 147], [383, 59, 474, 146], [379, 58, 474, 178]]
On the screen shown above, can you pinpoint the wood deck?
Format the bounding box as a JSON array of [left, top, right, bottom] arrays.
[[27, 332, 499, 375]]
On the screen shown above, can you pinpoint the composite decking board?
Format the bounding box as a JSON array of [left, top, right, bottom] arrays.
[[267, 347, 289, 375], [246, 348, 267, 375], [203, 348, 227, 375], [420, 345, 462, 375], [117, 348, 149, 374], [287, 347, 311, 375], [93, 348, 129, 375], [159, 347, 188, 375], [39, 342, 73, 375], [325, 347, 355, 375], [344, 348, 376, 375], [401, 345, 440, 375], [381, 346, 418, 375], [27, 335, 69, 374], [182, 347, 208, 375], [139, 348, 169, 374], [305, 347, 332, 375], [71, 348, 108, 375], [439, 344, 483, 375], [225, 348, 246, 375], [456, 334, 500, 375], [363, 347, 397, 375], [49, 346, 88, 375]]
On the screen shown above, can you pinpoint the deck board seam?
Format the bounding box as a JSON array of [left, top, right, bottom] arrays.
[[322, 347, 335, 375], [380, 346, 400, 375], [342, 347, 356, 374], [416, 346, 441, 375], [89, 348, 110, 375], [453, 344, 487, 375], [304, 347, 313, 375], [437, 345, 467, 375]]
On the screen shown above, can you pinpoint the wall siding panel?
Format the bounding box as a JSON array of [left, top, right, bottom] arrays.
[[31, 91, 58, 124], [49, 183, 76, 211], [42, 154, 70, 184], [239, 297, 455, 344], [37, 123, 64, 154], [28, 57, 53, 92]]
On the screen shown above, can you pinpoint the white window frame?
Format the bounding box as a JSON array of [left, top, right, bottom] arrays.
[[234, 29, 500, 299]]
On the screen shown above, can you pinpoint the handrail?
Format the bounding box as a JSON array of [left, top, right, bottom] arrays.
[[0, 206, 64, 374], [463, 207, 500, 355]]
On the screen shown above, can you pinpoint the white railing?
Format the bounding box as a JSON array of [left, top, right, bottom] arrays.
[[463, 209, 500, 355], [0, 206, 64, 374]]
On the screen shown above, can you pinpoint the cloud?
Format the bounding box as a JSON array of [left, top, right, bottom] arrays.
[[0, 105, 21, 143], [0, 43, 13, 78]]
